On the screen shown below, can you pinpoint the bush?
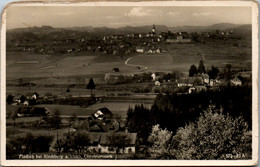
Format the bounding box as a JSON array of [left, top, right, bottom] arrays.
[[6, 133, 53, 159], [171, 106, 252, 160]]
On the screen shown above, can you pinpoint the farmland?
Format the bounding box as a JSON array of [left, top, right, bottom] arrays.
[[7, 42, 251, 86], [35, 102, 152, 117], [5, 23, 253, 160]]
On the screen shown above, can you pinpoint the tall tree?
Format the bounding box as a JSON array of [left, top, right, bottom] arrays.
[[20, 95, 26, 104], [10, 110, 18, 127], [44, 109, 61, 129], [72, 131, 91, 154], [198, 60, 206, 74], [171, 106, 252, 160], [126, 104, 153, 144], [224, 64, 232, 81], [148, 124, 173, 159], [68, 113, 77, 134], [6, 95, 14, 104], [208, 65, 219, 79], [87, 78, 96, 97], [107, 133, 131, 159], [189, 65, 198, 77]]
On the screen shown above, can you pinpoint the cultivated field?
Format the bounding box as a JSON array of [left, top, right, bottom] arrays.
[[129, 43, 251, 73], [6, 41, 251, 88]]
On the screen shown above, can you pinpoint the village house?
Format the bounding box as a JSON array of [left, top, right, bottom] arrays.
[[195, 74, 210, 84], [236, 75, 252, 85], [166, 32, 191, 43], [136, 47, 144, 53], [178, 78, 194, 87], [23, 100, 29, 106], [89, 119, 120, 132], [92, 107, 113, 120], [98, 132, 137, 154], [194, 85, 207, 92], [209, 79, 214, 86], [188, 87, 196, 94], [113, 68, 120, 72], [230, 77, 242, 86], [68, 131, 137, 155], [154, 81, 161, 86], [151, 72, 165, 81], [177, 77, 203, 87], [13, 95, 22, 105], [188, 85, 207, 94]]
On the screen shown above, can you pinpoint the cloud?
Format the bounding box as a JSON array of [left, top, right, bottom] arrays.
[[192, 12, 214, 17], [125, 7, 151, 17], [167, 12, 180, 16]]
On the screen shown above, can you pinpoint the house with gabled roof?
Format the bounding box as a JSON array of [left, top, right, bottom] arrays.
[[69, 131, 137, 154], [230, 77, 242, 86], [92, 107, 113, 120], [98, 132, 137, 154]]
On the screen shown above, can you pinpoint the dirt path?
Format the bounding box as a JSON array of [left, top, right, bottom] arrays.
[[124, 55, 148, 71]]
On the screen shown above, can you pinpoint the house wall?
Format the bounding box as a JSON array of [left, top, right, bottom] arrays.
[[178, 83, 193, 87], [136, 49, 144, 53], [183, 39, 192, 43], [97, 145, 136, 154], [166, 38, 191, 43], [166, 39, 177, 43]]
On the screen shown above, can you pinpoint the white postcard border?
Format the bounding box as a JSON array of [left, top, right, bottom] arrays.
[[1, 1, 258, 166]]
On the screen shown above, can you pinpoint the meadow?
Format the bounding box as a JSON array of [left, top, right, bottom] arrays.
[[7, 41, 251, 87]]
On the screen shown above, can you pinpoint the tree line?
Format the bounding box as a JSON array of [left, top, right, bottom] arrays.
[[126, 85, 252, 149]]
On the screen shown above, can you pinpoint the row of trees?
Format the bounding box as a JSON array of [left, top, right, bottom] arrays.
[[189, 60, 207, 77], [189, 61, 236, 81], [126, 85, 252, 150], [55, 131, 131, 159], [7, 132, 53, 159], [189, 60, 220, 79]]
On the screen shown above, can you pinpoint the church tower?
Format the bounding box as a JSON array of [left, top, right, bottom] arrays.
[[152, 24, 156, 34]]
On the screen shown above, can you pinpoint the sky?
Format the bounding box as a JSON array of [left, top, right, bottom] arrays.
[[5, 5, 251, 29]]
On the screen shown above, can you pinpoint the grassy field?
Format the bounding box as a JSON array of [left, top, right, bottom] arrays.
[[6, 105, 20, 115], [128, 43, 251, 73], [35, 104, 93, 116], [6, 42, 251, 86], [85, 102, 152, 116], [35, 101, 152, 117], [6, 117, 42, 124], [6, 126, 69, 141], [6, 53, 137, 84]]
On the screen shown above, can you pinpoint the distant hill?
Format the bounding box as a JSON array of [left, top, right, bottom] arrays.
[[7, 23, 251, 37]]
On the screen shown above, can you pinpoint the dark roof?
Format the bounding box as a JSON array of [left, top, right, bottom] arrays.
[[194, 86, 207, 91], [88, 132, 102, 144], [237, 75, 251, 84], [92, 107, 113, 120], [98, 108, 113, 115], [72, 131, 137, 146], [89, 123, 102, 132], [196, 73, 209, 79], [100, 132, 137, 146], [178, 77, 203, 85]]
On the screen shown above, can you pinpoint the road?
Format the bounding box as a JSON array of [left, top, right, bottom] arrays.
[[124, 55, 148, 71]]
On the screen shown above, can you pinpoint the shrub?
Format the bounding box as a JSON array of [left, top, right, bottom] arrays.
[[171, 106, 252, 160]]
